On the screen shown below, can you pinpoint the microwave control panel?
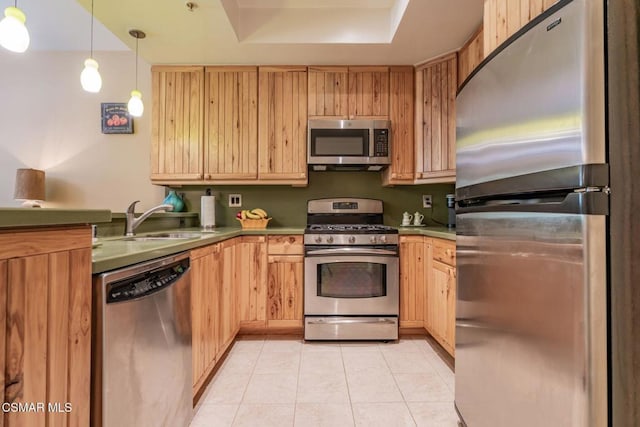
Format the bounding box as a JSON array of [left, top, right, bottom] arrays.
[[374, 129, 389, 157]]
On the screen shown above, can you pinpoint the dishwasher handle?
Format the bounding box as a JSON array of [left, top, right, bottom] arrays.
[[106, 257, 190, 304]]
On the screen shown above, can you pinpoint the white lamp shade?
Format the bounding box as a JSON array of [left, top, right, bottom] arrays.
[[128, 90, 144, 117], [81, 58, 102, 93], [0, 6, 29, 53]]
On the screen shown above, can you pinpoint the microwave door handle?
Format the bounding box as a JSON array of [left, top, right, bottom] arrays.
[[305, 248, 397, 256]]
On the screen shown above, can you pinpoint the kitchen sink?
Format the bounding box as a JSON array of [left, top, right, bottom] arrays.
[[121, 232, 204, 242]]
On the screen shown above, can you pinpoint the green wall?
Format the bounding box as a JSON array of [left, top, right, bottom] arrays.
[[173, 172, 454, 228]]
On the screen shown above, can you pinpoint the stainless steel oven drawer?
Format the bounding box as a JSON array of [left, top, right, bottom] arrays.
[[305, 316, 398, 341]]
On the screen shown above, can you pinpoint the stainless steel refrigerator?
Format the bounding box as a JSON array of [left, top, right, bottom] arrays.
[[455, 0, 640, 426]]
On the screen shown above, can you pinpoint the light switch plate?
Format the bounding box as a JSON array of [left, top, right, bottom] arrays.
[[229, 194, 242, 207], [422, 195, 432, 208]]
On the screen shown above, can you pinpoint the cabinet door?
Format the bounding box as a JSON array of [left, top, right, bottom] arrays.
[[384, 66, 416, 184], [236, 236, 267, 327], [190, 253, 206, 389], [190, 245, 220, 392], [431, 260, 455, 356], [204, 67, 258, 180], [348, 66, 390, 118], [399, 236, 426, 328], [416, 54, 457, 182], [3, 248, 91, 427], [266, 255, 304, 328], [423, 239, 433, 331], [218, 240, 238, 355], [258, 67, 308, 183], [444, 265, 456, 355], [308, 67, 349, 118], [151, 66, 204, 182]]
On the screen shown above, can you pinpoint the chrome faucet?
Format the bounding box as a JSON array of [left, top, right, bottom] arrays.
[[125, 200, 174, 236]]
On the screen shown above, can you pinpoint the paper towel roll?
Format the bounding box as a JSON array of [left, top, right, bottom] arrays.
[[201, 196, 216, 230]]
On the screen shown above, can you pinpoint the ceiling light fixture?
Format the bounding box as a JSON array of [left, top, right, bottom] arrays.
[[80, 0, 102, 93], [127, 29, 145, 118], [0, 1, 30, 53]]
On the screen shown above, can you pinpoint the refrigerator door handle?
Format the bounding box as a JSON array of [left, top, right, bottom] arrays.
[[457, 191, 609, 215]]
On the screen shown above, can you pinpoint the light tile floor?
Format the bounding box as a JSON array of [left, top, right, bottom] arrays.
[[190, 337, 459, 427]]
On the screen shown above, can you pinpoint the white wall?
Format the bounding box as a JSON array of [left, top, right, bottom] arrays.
[[0, 50, 164, 211]]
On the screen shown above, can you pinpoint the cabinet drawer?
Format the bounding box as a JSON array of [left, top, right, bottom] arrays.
[[433, 240, 456, 266], [267, 235, 303, 255]]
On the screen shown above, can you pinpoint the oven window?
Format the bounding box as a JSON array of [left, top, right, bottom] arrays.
[[311, 129, 369, 156], [317, 262, 386, 298]]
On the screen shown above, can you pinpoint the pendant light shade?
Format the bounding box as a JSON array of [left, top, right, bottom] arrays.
[[0, 5, 30, 53], [81, 58, 102, 92], [81, 0, 102, 93], [127, 29, 145, 117], [127, 89, 143, 117]]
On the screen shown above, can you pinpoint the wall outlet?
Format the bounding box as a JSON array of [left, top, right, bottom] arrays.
[[422, 195, 432, 208], [229, 194, 242, 207]]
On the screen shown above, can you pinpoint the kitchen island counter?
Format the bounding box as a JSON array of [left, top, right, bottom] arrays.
[[0, 208, 111, 228]]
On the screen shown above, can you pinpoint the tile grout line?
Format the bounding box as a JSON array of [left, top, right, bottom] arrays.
[[381, 339, 419, 427], [339, 344, 358, 427], [230, 338, 265, 426], [292, 338, 303, 427]]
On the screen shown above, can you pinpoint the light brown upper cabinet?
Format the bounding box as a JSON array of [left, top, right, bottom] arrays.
[[483, 0, 558, 58], [204, 66, 258, 181], [415, 53, 457, 182], [308, 66, 349, 118], [258, 66, 308, 184], [458, 26, 484, 88], [308, 66, 389, 119], [151, 66, 204, 182], [383, 66, 416, 185]]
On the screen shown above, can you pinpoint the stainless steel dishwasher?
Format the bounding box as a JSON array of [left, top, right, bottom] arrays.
[[93, 253, 192, 427]]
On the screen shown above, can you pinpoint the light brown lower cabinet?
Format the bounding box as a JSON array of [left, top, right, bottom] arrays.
[[190, 235, 304, 398], [219, 239, 239, 356], [266, 235, 304, 329], [266, 255, 304, 328], [399, 235, 456, 357], [190, 243, 221, 394], [236, 236, 268, 329], [426, 239, 456, 356], [0, 226, 92, 427], [399, 236, 428, 328], [429, 260, 456, 354]]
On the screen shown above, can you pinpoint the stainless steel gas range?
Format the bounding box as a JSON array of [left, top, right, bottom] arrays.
[[303, 198, 399, 341]]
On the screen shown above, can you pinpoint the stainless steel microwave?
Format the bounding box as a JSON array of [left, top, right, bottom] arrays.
[[307, 119, 391, 171]]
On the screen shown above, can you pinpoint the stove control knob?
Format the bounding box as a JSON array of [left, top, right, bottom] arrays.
[[327, 236, 334, 244], [314, 236, 323, 244], [379, 235, 387, 243], [370, 236, 378, 244], [348, 236, 356, 244]]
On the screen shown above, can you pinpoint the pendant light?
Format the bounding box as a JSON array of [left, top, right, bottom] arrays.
[[0, 1, 30, 53], [127, 29, 145, 117], [80, 0, 102, 93]]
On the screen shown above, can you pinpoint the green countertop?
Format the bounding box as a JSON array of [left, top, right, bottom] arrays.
[[0, 208, 112, 228], [92, 225, 455, 274], [92, 227, 305, 274], [398, 226, 456, 241]]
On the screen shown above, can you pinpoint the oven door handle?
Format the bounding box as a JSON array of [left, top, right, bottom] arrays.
[[305, 248, 398, 256], [307, 318, 397, 325]]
